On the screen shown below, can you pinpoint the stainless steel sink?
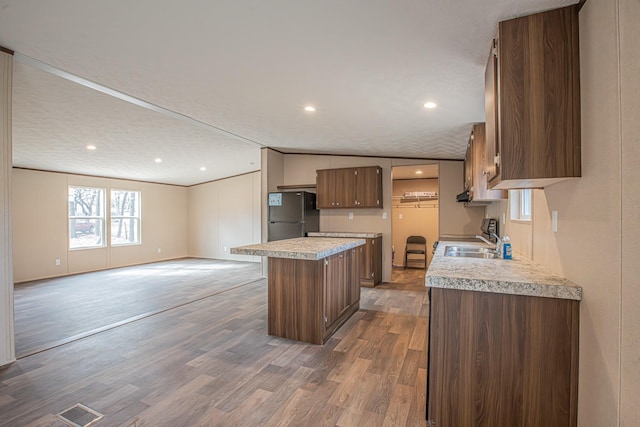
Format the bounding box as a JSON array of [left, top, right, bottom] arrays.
[[444, 245, 498, 259]]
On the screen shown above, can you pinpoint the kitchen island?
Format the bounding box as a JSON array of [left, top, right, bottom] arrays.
[[232, 237, 365, 345], [425, 241, 582, 427]]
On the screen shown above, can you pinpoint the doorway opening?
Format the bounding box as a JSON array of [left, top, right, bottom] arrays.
[[390, 164, 439, 284]]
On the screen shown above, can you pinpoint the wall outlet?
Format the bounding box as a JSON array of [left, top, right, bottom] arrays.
[[55, 259, 61, 266], [382, 212, 387, 220], [348, 212, 353, 220], [157, 247, 161, 254], [224, 246, 228, 252], [399, 213, 403, 220], [502, 212, 506, 225], [551, 210, 558, 232]]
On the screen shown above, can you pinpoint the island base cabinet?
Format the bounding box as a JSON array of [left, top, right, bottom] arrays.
[[268, 249, 360, 345], [427, 288, 579, 427], [360, 237, 382, 287]]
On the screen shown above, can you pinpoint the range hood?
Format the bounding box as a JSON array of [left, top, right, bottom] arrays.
[[456, 190, 470, 203]]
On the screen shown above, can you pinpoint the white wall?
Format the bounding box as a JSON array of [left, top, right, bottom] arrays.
[[619, 0, 640, 422], [12, 169, 188, 283], [438, 161, 485, 237], [0, 50, 14, 367], [187, 171, 261, 262]]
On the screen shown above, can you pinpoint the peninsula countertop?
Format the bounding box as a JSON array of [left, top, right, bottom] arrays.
[[231, 237, 365, 261], [426, 241, 582, 301], [307, 231, 383, 239]]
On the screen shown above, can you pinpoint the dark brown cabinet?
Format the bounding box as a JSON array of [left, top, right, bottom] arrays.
[[427, 288, 579, 427], [485, 5, 581, 189], [354, 167, 382, 208], [463, 123, 507, 202], [360, 237, 382, 287], [267, 247, 361, 345], [324, 248, 361, 339], [316, 168, 357, 208], [324, 251, 349, 328], [316, 166, 383, 209]]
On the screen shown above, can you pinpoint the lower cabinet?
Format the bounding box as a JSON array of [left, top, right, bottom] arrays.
[[268, 248, 361, 345], [427, 288, 579, 427], [360, 237, 382, 287]]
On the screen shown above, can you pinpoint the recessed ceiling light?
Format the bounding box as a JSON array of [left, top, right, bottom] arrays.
[[304, 106, 316, 112], [424, 102, 437, 109], [200, 166, 206, 171], [154, 158, 162, 163], [86, 145, 96, 150], [416, 170, 423, 175]]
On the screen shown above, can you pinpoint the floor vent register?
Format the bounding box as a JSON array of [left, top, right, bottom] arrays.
[[55, 403, 104, 427]]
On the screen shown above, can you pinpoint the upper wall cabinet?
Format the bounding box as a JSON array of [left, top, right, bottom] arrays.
[[316, 166, 383, 209], [485, 5, 581, 189], [464, 123, 507, 202]]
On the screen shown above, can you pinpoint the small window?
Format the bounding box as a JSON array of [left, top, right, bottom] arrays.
[[69, 187, 106, 249], [509, 189, 532, 221], [110, 190, 141, 245]]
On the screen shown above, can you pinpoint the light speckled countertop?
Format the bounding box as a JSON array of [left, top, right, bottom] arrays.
[[231, 237, 365, 261], [426, 241, 582, 300], [308, 232, 383, 239]]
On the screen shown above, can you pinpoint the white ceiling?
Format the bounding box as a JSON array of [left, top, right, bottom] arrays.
[[0, 0, 577, 186]]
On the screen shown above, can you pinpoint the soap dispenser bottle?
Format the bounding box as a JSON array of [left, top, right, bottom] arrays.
[[502, 236, 512, 260]]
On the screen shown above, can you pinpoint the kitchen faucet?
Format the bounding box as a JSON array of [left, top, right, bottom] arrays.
[[475, 233, 502, 254]]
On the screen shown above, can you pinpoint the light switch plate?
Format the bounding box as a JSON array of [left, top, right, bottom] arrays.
[[551, 210, 558, 232], [382, 212, 387, 220], [399, 213, 403, 220], [348, 212, 353, 220]]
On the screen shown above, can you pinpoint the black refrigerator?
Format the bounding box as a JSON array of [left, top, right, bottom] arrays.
[[267, 191, 319, 241]]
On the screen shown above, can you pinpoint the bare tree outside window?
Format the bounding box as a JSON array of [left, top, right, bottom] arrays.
[[111, 190, 141, 245], [69, 187, 105, 249]]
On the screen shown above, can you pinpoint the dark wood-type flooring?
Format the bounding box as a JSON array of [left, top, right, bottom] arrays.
[[14, 259, 262, 357], [1, 259, 428, 427]]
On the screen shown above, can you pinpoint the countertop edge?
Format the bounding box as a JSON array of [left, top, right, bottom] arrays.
[[307, 232, 383, 239], [426, 241, 583, 301], [231, 238, 366, 260]]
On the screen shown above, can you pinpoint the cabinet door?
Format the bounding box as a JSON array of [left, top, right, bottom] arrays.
[[472, 124, 506, 201], [361, 238, 373, 282], [464, 139, 473, 193], [316, 169, 334, 208], [334, 168, 357, 208], [485, 38, 501, 185], [349, 247, 361, 306], [355, 166, 383, 208], [371, 237, 382, 285], [324, 253, 347, 327]]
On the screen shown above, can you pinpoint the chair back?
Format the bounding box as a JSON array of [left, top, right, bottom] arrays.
[[406, 235, 426, 245]]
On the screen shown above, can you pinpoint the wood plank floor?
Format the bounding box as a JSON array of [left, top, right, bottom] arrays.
[[2, 260, 429, 427], [14, 259, 262, 357]]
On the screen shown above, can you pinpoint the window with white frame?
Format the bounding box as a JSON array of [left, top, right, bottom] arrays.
[[509, 189, 532, 221], [110, 190, 141, 245], [69, 186, 106, 249]]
